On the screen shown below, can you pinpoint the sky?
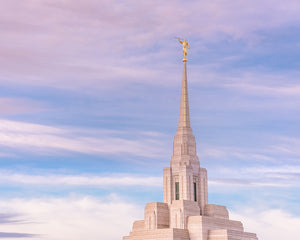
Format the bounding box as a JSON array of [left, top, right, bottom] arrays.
[[0, 0, 300, 239]]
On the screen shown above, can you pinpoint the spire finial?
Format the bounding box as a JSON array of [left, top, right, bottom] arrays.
[[175, 37, 190, 62]]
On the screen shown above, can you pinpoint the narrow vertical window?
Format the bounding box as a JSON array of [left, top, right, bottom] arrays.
[[175, 182, 180, 200], [193, 182, 197, 201]]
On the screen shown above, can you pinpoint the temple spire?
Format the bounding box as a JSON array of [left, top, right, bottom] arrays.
[[178, 62, 191, 128]]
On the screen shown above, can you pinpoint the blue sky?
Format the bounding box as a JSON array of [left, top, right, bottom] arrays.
[[0, 0, 300, 239]]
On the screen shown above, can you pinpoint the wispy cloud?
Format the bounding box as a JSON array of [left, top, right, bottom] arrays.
[[227, 82, 300, 97], [0, 232, 38, 238], [209, 165, 300, 189], [199, 139, 300, 189], [269, 136, 300, 156], [0, 213, 27, 225], [0, 171, 161, 188], [199, 135, 300, 164], [0, 98, 44, 116], [2, 0, 300, 92], [199, 145, 276, 163], [0, 213, 38, 238], [1, 165, 299, 190], [0, 119, 168, 158]]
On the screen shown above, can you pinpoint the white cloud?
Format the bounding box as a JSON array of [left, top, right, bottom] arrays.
[[0, 119, 168, 158], [231, 208, 300, 240], [0, 196, 143, 240]]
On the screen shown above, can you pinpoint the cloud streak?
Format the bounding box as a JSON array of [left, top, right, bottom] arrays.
[[0, 166, 299, 190], [0, 232, 37, 238], [0, 171, 161, 188], [0, 119, 168, 158], [0, 98, 44, 116], [199, 135, 300, 164], [209, 165, 300, 189]]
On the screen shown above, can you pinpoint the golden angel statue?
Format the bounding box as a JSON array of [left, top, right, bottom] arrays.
[[175, 37, 190, 62]]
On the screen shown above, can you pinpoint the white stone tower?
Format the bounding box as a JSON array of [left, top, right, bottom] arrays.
[[163, 61, 208, 229], [123, 57, 258, 240]]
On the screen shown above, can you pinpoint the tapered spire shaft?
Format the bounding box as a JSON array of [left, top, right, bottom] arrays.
[[178, 62, 191, 128]]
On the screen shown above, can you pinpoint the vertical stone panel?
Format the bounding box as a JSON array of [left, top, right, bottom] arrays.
[[163, 167, 172, 204]]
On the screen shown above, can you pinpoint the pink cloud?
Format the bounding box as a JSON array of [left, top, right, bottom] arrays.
[[0, 98, 44, 116], [1, 0, 300, 92]]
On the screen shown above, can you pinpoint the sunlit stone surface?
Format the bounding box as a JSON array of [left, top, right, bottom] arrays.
[[123, 62, 258, 240]]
